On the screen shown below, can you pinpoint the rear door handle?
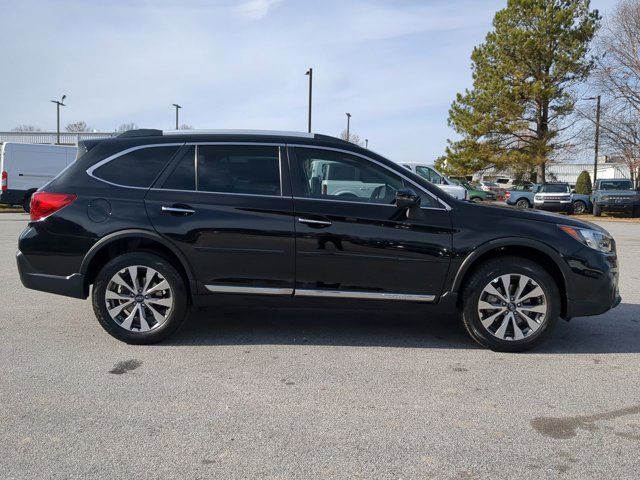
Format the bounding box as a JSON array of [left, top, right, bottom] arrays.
[[162, 205, 195, 216], [298, 217, 332, 227]]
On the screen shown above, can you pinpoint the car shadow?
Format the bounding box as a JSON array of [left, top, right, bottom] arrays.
[[163, 302, 640, 354]]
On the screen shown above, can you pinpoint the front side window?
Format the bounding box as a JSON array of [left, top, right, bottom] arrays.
[[160, 145, 281, 195], [292, 148, 437, 206], [93, 145, 179, 188]]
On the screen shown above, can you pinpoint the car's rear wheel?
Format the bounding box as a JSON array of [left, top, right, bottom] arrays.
[[515, 199, 530, 209], [92, 252, 189, 344], [461, 257, 559, 352], [471, 196, 483, 203], [572, 200, 587, 215]]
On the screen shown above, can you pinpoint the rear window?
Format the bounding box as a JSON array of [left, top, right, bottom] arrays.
[[92, 146, 179, 188]]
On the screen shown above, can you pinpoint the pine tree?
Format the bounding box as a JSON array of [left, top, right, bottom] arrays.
[[575, 170, 592, 194], [444, 0, 600, 182]]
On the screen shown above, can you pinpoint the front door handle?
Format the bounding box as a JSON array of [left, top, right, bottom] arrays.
[[298, 217, 332, 227], [162, 205, 195, 216]]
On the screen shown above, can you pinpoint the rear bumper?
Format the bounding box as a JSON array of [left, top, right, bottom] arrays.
[[16, 250, 87, 299]]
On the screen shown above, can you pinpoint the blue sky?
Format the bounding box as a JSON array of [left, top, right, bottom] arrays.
[[0, 0, 619, 162]]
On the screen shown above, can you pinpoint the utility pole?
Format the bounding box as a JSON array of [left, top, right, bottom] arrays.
[[172, 103, 182, 130], [365, 139, 368, 149], [593, 95, 601, 186], [345, 113, 351, 142], [305, 68, 313, 133], [50, 95, 66, 145]]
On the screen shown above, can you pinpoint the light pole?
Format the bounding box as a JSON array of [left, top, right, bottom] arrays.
[[172, 103, 182, 130], [50, 95, 66, 145], [345, 113, 351, 142], [365, 139, 368, 149], [305, 68, 313, 133], [586, 95, 601, 185]]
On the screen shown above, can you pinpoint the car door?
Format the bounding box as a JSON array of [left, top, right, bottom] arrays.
[[145, 143, 295, 295], [288, 146, 453, 300]]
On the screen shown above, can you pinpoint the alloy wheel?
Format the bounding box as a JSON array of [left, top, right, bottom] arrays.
[[105, 265, 173, 332], [477, 274, 547, 341]]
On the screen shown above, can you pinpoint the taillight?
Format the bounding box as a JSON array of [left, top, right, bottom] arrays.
[[29, 192, 77, 222], [505, 191, 511, 199], [1, 171, 6, 192]]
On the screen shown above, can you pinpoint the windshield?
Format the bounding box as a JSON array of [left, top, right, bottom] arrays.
[[599, 180, 632, 190], [540, 184, 570, 193], [483, 182, 498, 187]]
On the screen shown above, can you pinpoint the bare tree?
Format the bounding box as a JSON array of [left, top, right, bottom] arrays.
[[116, 123, 139, 133], [65, 121, 91, 133], [588, 0, 640, 186], [11, 125, 42, 132], [338, 130, 364, 146]]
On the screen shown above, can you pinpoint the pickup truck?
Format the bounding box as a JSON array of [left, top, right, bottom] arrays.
[[506, 184, 592, 214], [591, 178, 640, 217], [399, 162, 468, 200]]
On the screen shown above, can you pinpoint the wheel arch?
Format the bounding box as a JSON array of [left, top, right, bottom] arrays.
[[451, 238, 569, 317], [81, 229, 196, 295]]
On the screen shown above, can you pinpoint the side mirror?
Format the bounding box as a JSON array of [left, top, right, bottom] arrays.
[[395, 188, 421, 209]]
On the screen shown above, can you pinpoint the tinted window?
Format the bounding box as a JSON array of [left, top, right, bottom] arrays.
[[93, 146, 179, 188], [162, 146, 196, 190], [292, 147, 437, 207], [197, 145, 280, 195]]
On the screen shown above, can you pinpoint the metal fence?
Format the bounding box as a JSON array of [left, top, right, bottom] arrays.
[[0, 131, 117, 145]]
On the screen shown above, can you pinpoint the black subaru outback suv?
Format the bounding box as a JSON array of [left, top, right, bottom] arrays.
[[17, 130, 620, 351]]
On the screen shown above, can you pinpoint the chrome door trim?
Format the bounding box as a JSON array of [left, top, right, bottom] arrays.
[[161, 206, 195, 214], [205, 285, 293, 295], [287, 144, 452, 211], [295, 289, 436, 302], [298, 217, 332, 226]]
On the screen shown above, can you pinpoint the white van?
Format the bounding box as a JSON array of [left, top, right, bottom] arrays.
[[0, 143, 77, 211]]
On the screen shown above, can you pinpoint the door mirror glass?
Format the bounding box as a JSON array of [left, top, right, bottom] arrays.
[[395, 188, 421, 209]]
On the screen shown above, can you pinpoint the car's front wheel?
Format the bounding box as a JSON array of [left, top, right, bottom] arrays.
[[461, 257, 559, 352], [92, 252, 189, 344], [515, 199, 530, 209]]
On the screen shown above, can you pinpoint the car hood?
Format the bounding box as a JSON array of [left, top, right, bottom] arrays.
[[466, 201, 608, 232]]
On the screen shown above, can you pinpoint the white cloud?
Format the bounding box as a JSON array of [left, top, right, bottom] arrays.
[[235, 0, 283, 20]]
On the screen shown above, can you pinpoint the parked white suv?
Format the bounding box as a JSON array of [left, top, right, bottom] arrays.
[[399, 162, 467, 200]]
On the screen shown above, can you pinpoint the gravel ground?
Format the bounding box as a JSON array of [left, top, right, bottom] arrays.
[[0, 212, 638, 479]]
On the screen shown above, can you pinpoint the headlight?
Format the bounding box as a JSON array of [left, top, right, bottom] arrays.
[[559, 225, 613, 253]]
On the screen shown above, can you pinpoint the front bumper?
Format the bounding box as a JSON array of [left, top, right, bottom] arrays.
[[597, 202, 636, 212], [17, 250, 87, 299], [534, 201, 573, 212], [564, 248, 620, 318]]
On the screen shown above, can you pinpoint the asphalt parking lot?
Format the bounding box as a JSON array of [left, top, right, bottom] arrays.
[[1, 212, 639, 479]]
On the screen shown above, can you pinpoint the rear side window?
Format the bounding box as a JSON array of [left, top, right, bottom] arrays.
[[196, 145, 281, 195], [92, 146, 179, 188], [162, 146, 196, 190]]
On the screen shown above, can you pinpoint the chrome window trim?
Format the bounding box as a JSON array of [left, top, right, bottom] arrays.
[[295, 289, 436, 302], [205, 285, 293, 295], [287, 144, 451, 210], [86, 143, 185, 190], [149, 187, 288, 200]]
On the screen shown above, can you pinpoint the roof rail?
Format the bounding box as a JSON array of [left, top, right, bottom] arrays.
[[162, 129, 314, 138], [118, 129, 163, 138]]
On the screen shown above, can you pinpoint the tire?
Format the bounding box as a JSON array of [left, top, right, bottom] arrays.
[[593, 203, 602, 217], [471, 197, 483, 203], [92, 252, 189, 344], [515, 198, 530, 209], [572, 200, 586, 215], [461, 256, 560, 352]]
